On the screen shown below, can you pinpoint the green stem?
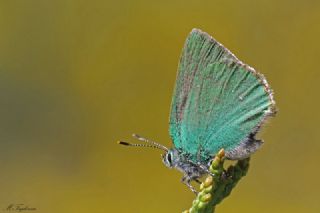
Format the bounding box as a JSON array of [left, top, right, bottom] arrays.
[[183, 149, 250, 213]]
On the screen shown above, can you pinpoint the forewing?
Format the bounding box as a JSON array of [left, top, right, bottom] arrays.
[[169, 29, 275, 161]]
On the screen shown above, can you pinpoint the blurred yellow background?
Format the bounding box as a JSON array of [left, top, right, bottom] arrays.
[[0, 0, 319, 212]]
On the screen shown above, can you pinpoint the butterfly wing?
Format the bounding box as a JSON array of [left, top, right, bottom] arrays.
[[169, 29, 276, 162]]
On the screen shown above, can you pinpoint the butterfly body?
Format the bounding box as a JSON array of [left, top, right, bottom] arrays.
[[163, 29, 275, 192]]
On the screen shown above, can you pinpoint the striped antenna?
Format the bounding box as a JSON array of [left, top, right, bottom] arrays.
[[117, 133, 168, 152]]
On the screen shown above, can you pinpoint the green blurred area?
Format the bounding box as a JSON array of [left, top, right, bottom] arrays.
[[0, 0, 319, 212]]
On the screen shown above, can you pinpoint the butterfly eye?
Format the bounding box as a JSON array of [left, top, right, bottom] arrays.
[[167, 152, 172, 164]]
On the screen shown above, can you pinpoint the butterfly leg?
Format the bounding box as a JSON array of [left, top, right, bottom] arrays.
[[197, 162, 215, 177], [181, 175, 198, 195]]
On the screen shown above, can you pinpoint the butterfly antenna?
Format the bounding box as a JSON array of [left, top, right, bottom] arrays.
[[117, 141, 165, 150], [132, 133, 168, 151], [117, 134, 168, 152]]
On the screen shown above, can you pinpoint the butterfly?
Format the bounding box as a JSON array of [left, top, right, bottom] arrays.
[[119, 29, 276, 194]]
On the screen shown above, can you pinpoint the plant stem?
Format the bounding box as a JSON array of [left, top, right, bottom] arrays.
[[183, 149, 250, 213]]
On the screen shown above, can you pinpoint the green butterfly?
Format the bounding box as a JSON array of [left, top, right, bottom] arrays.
[[119, 29, 276, 194]]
